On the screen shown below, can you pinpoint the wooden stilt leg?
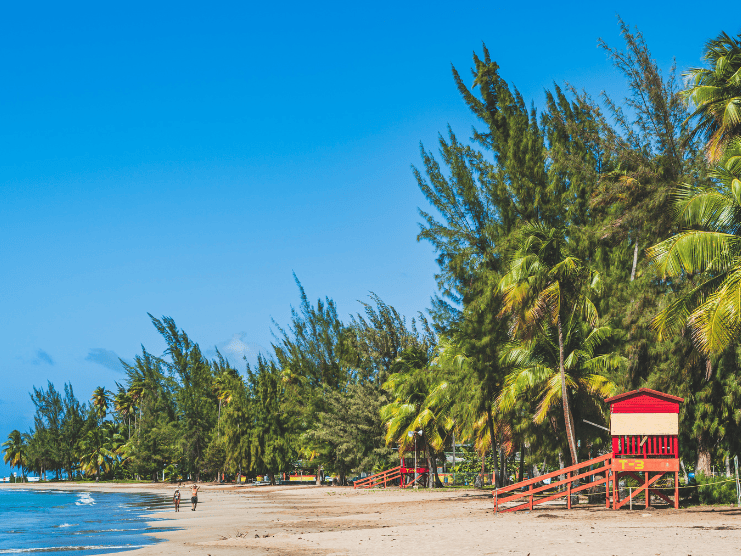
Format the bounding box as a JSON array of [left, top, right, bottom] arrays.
[[645, 471, 650, 509], [613, 472, 619, 509], [674, 471, 679, 509]]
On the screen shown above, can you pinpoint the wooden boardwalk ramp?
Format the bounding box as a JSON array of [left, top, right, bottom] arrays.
[[493, 453, 612, 512], [353, 466, 402, 489]]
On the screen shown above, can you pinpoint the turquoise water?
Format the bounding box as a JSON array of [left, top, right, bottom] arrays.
[[0, 488, 173, 555]]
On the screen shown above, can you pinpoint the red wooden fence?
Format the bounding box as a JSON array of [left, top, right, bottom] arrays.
[[611, 435, 678, 458]]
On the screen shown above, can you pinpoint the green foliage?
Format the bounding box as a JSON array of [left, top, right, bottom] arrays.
[[2, 430, 27, 477], [694, 472, 739, 505], [11, 22, 741, 501]]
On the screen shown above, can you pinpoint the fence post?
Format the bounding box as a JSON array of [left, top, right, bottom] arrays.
[[567, 471, 572, 510], [734, 456, 740, 508], [529, 483, 533, 511], [605, 468, 610, 508]]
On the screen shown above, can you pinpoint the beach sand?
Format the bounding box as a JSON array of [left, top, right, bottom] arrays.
[[10, 482, 741, 555]]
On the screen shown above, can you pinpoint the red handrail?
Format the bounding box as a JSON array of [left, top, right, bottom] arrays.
[[493, 453, 612, 513], [353, 466, 402, 489]]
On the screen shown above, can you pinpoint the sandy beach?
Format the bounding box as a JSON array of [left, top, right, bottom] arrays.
[[6, 482, 741, 555]]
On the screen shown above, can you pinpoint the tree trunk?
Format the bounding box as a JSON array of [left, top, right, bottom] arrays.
[[559, 452, 565, 482], [500, 446, 507, 486], [630, 240, 639, 281], [268, 472, 275, 485], [432, 452, 441, 487], [316, 465, 322, 486], [485, 405, 501, 487], [680, 459, 689, 484], [424, 438, 433, 489], [726, 455, 732, 478], [558, 317, 579, 465], [518, 442, 526, 482], [696, 434, 712, 476]]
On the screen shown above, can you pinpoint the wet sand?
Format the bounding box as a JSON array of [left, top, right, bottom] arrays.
[[8, 482, 741, 555]]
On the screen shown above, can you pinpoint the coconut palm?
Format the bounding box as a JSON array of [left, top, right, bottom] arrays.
[[498, 222, 602, 465], [430, 336, 513, 486], [498, 322, 618, 434], [127, 379, 145, 434], [380, 346, 451, 487], [684, 31, 741, 163], [213, 372, 236, 437], [2, 430, 27, 480], [91, 386, 112, 422], [647, 148, 741, 355], [113, 387, 134, 439], [77, 425, 117, 481]]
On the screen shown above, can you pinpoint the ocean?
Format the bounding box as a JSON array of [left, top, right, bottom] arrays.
[[0, 488, 173, 555]]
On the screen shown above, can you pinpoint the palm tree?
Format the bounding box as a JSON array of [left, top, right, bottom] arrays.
[[77, 425, 117, 482], [647, 149, 741, 355], [213, 372, 235, 437], [431, 336, 512, 487], [127, 379, 145, 434], [2, 430, 27, 480], [684, 31, 741, 163], [91, 387, 112, 422], [499, 223, 602, 465], [498, 322, 618, 434], [113, 387, 134, 439], [380, 346, 450, 488]]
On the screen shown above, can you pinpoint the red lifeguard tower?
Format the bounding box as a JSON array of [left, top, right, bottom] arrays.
[[352, 445, 430, 489], [492, 388, 684, 512], [399, 445, 429, 488], [606, 388, 683, 509]]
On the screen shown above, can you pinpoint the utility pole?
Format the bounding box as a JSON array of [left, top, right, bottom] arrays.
[[414, 433, 418, 489]]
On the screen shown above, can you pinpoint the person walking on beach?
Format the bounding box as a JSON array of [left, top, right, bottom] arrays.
[[173, 489, 181, 512], [190, 483, 200, 511]]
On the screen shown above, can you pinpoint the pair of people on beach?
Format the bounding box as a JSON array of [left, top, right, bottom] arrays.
[[173, 484, 199, 512]]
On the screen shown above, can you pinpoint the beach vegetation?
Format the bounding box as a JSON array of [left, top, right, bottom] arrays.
[[11, 21, 741, 488]]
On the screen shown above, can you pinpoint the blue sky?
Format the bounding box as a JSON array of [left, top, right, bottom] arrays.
[[0, 0, 732, 474]]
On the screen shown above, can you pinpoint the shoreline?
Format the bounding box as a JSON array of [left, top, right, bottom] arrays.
[[4, 482, 741, 555]]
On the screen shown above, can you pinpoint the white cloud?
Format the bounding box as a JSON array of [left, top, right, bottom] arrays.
[[206, 333, 266, 369]]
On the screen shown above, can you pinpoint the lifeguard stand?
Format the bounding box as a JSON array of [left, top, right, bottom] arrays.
[[400, 445, 429, 488], [606, 388, 684, 509]]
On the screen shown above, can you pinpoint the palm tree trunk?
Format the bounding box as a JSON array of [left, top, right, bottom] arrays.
[[485, 406, 501, 487], [558, 316, 579, 465]]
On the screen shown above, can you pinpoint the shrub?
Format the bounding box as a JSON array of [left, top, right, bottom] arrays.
[[695, 473, 738, 505]]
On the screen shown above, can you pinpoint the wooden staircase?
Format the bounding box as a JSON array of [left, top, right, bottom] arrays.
[[493, 453, 612, 512], [353, 466, 402, 489]]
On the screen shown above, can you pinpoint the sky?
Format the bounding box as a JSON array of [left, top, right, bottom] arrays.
[[0, 0, 733, 474]]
